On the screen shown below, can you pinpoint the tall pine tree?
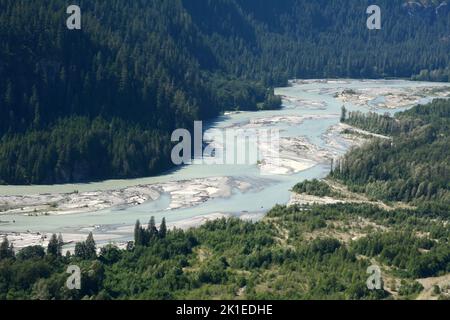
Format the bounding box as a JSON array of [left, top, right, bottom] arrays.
[[47, 234, 59, 256], [159, 218, 167, 239]]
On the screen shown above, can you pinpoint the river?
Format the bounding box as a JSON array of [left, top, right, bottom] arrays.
[[1, 79, 449, 247]]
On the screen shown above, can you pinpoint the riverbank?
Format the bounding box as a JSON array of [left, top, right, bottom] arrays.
[[0, 176, 255, 217], [2, 210, 266, 253]]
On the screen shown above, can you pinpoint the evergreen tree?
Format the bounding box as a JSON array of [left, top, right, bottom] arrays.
[[57, 233, 64, 257], [340, 106, 347, 123], [74, 232, 97, 260], [148, 216, 158, 240], [47, 234, 59, 256], [74, 242, 88, 259], [0, 237, 14, 260], [159, 218, 167, 239], [134, 220, 143, 246], [85, 232, 97, 259]]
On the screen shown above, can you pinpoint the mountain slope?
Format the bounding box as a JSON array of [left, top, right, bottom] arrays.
[[1, 0, 450, 184]]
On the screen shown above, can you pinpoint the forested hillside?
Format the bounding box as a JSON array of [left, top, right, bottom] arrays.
[[1, 204, 448, 300], [336, 99, 450, 207], [1, 0, 450, 184]]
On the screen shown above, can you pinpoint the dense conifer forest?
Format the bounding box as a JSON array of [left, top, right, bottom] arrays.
[[1, 0, 450, 184], [337, 99, 450, 205]]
